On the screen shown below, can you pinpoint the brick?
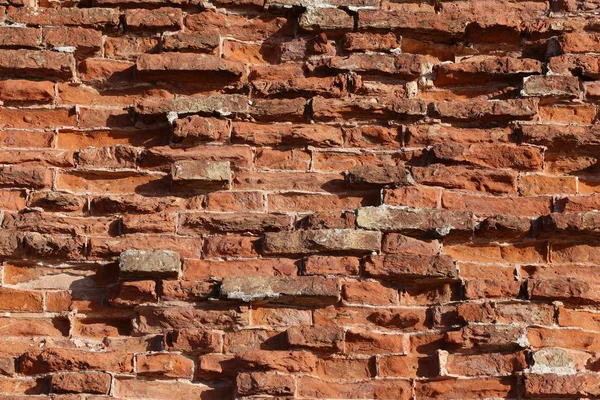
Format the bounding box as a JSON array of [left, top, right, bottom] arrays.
[[383, 186, 441, 208], [540, 212, 600, 238], [183, 258, 297, 280], [356, 206, 474, 237], [431, 143, 543, 171], [0, 49, 73, 79], [171, 160, 230, 190], [136, 305, 249, 333], [163, 30, 220, 53], [268, 192, 373, 212], [299, 8, 354, 31], [342, 32, 400, 52], [165, 328, 222, 353], [135, 94, 249, 117], [528, 327, 600, 351], [556, 32, 600, 53], [136, 353, 194, 378], [78, 58, 135, 83], [431, 98, 539, 122], [434, 56, 542, 86], [108, 280, 157, 307], [19, 348, 133, 375], [43, 27, 102, 51], [303, 256, 360, 275], [185, 10, 291, 41], [343, 125, 402, 148], [549, 54, 600, 78], [0, 26, 40, 47], [442, 192, 552, 216], [236, 372, 294, 396], [286, 325, 344, 353], [206, 191, 263, 212], [125, 8, 182, 30], [252, 307, 312, 327], [416, 377, 516, 400], [365, 253, 456, 281], [180, 212, 291, 234], [357, 9, 467, 38], [114, 377, 232, 400], [524, 373, 600, 397], [445, 351, 527, 376], [445, 325, 527, 351], [522, 75, 581, 98], [0, 288, 42, 312], [413, 165, 518, 194], [528, 278, 600, 304], [475, 215, 532, 240], [90, 236, 201, 260], [298, 376, 412, 399], [136, 53, 244, 82], [324, 53, 433, 77], [342, 280, 399, 305], [220, 276, 339, 305], [119, 250, 180, 279], [236, 350, 317, 373], [7, 7, 119, 26], [312, 96, 427, 121], [51, 372, 111, 395], [173, 116, 230, 144], [232, 122, 342, 147], [346, 165, 412, 187], [379, 355, 439, 378], [530, 347, 577, 375], [0, 80, 54, 104], [162, 280, 218, 301], [262, 229, 381, 255], [345, 330, 404, 354]]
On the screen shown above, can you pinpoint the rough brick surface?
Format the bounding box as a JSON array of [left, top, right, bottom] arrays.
[[0, 0, 597, 398]]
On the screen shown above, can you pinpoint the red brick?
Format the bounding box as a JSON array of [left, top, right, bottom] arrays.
[[125, 8, 182, 31]]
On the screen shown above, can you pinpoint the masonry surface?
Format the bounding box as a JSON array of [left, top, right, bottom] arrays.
[[0, 0, 600, 398]]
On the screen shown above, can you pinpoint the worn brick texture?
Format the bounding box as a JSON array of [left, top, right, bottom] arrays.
[[1, 0, 600, 398]]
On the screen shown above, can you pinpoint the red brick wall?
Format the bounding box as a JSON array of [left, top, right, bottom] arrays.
[[0, 0, 599, 398]]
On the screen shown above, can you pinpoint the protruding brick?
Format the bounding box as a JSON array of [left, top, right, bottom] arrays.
[[220, 276, 339, 305], [171, 160, 230, 190], [119, 250, 181, 279]]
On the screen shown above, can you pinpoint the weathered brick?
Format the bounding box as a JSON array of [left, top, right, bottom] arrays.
[[136, 353, 194, 378], [431, 98, 539, 122], [412, 165, 518, 194], [299, 8, 354, 31], [262, 229, 381, 255], [356, 206, 475, 237], [365, 253, 456, 281], [435, 56, 542, 86], [0, 49, 73, 79], [220, 276, 339, 305], [51, 372, 111, 395], [136, 53, 244, 82], [286, 325, 344, 353], [119, 250, 181, 279], [125, 8, 182, 31], [236, 371, 294, 396]]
